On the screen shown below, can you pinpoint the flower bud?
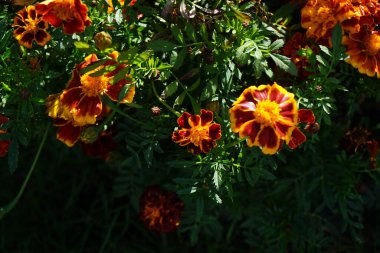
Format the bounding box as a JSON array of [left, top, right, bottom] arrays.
[[94, 31, 112, 51], [80, 126, 99, 144]]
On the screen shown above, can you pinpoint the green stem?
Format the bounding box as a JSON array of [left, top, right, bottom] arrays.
[[0, 124, 50, 220], [151, 82, 180, 117]]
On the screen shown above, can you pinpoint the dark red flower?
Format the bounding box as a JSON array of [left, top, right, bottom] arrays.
[[0, 115, 11, 158], [140, 186, 184, 233]]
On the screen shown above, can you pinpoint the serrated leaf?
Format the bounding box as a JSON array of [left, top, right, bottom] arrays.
[[148, 39, 177, 52], [115, 9, 123, 25], [213, 169, 222, 190], [270, 53, 298, 76], [319, 45, 331, 56], [270, 39, 285, 51]]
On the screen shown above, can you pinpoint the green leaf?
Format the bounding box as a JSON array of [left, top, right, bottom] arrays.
[[185, 22, 197, 42], [112, 65, 131, 85], [332, 23, 342, 52], [174, 91, 186, 106], [115, 9, 123, 25], [73, 41, 90, 49], [79, 59, 108, 75], [174, 48, 186, 69], [213, 169, 222, 190], [148, 39, 177, 52], [269, 39, 285, 51], [171, 25, 185, 44], [270, 53, 298, 76], [164, 81, 178, 97], [118, 84, 132, 102]]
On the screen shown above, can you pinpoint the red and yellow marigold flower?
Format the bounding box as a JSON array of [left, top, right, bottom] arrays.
[[46, 93, 88, 147], [35, 0, 91, 34], [140, 186, 184, 233], [342, 27, 380, 78], [60, 52, 135, 126], [0, 115, 11, 158], [12, 5, 51, 49], [172, 109, 221, 155], [230, 83, 315, 155], [301, 0, 358, 46]]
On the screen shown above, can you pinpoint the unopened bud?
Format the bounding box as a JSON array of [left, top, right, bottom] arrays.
[[151, 106, 161, 116], [304, 122, 320, 134], [80, 126, 99, 144], [94, 31, 112, 51]]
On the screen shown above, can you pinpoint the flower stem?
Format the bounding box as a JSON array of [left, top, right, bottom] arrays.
[[0, 124, 50, 220], [151, 82, 181, 117]]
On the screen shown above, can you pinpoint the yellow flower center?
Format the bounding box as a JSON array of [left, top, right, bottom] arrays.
[[24, 18, 39, 33], [80, 71, 110, 97], [254, 100, 281, 126], [190, 126, 209, 147], [364, 33, 380, 56]]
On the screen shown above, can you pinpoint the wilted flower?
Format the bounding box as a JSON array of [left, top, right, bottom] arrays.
[[0, 115, 11, 158], [172, 109, 221, 155], [342, 27, 380, 78], [140, 186, 184, 233], [36, 0, 92, 34], [60, 52, 135, 126], [230, 83, 315, 155], [12, 5, 51, 49]]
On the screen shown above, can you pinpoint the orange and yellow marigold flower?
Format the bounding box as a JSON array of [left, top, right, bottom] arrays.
[[172, 109, 221, 155], [230, 83, 315, 155], [35, 0, 91, 34], [60, 52, 135, 126], [301, 0, 358, 46], [12, 5, 51, 49], [140, 186, 184, 233], [343, 27, 380, 78]]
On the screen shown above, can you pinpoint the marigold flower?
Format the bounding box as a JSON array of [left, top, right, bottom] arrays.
[[301, 0, 358, 45], [12, 5, 51, 49], [282, 32, 317, 79], [230, 83, 315, 155], [60, 52, 135, 126], [106, 0, 137, 13], [172, 109, 221, 155], [35, 0, 91, 34], [0, 115, 11, 158], [140, 186, 184, 233], [342, 27, 380, 78]]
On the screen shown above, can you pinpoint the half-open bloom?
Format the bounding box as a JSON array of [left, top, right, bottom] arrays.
[[0, 115, 11, 158], [35, 0, 91, 34], [342, 27, 380, 77], [172, 109, 221, 155], [12, 5, 51, 49], [140, 186, 184, 233], [60, 52, 135, 126], [230, 83, 314, 155]]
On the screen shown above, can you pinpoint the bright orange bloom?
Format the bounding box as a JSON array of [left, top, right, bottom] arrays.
[[343, 27, 380, 78], [12, 5, 51, 49], [140, 186, 184, 233], [35, 0, 91, 34], [60, 52, 135, 126], [172, 109, 221, 155], [301, 0, 358, 46], [230, 83, 315, 155], [0, 115, 11, 158]]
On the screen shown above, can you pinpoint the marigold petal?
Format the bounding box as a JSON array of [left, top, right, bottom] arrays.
[[0, 140, 11, 158], [106, 82, 135, 103], [73, 96, 102, 125], [298, 109, 315, 123], [46, 93, 63, 118], [288, 127, 307, 149], [253, 85, 270, 102], [172, 129, 191, 146], [229, 107, 255, 132], [188, 115, 201, 128], [258, 126, 281, 155], [0, 115, 8, 125], [19, 32, 34, 48], [13, 27, 26, 38], [200, 139, 215, 154], [177, 112, 191, 128], [60, 87, 82, 111], [35, 30, 51, 46], [187, 143, 201, 155], [239, 120, 261, 147], [209, 123, 221, 140], [274, 121, 294, 140], [200, 109, 213, 126], [57, 123, 81, 147], [269, 82, 292, 104]]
